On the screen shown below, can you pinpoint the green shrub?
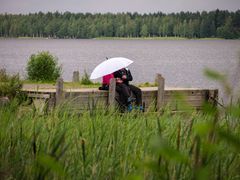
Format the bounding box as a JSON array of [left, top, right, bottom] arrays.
[[80, 70, 93, 85], [0, 69, 22, 99], [26, 51, 62, 82]]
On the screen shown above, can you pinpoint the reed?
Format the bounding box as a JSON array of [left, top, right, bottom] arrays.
[[0, 98, 240, 179]]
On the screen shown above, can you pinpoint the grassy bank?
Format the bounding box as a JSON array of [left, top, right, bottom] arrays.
[[0, 37, 226, 40], [22, 80, 101, 90], [95, 36, 188, 40], [94, 37, 225, 40], [22, 81, 155, 90], [0, 100, 240, 179]]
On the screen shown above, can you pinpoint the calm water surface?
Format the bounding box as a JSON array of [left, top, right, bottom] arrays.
[[0, 39, 240, 91]]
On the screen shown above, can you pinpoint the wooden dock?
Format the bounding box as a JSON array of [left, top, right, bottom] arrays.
[[22, 74, 218, 113]]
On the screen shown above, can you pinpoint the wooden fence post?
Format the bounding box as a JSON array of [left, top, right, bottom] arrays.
[[156, 74, 165, 112], [56, 77, 64, 105], [72, 71, 80, 82], [108, 78, 116, 108]]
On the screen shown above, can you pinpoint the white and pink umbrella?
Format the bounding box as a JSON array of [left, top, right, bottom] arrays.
[[90, 57, 133, 79]]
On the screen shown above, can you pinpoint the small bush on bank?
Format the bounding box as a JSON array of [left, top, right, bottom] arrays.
[[0, 69, 22, 99], [80, 70, 93, 85], [26, 51, 62, 82], [138, 81, 157, 87]]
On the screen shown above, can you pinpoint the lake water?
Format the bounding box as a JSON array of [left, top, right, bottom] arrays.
[[0, 39, 240, 92]]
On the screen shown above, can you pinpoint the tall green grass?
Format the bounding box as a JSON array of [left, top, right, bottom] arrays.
[[0, 98, 240, 179]]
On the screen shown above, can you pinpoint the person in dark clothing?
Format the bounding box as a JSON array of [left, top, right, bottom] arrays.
[[114, 68, 142, 111], [113, 72, 132, 111]]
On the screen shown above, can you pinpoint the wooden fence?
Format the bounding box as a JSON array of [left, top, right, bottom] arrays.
[[22, 74, 218, 113]]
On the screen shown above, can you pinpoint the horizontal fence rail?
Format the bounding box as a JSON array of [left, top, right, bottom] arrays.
[[21, 74, 218, 113]]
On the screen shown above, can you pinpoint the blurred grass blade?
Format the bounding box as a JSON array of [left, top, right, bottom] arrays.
[[204, 69, 225, 81], [217, 129, 240, 150], [37, 154, 65, 177], [151, 137, 189, 164]]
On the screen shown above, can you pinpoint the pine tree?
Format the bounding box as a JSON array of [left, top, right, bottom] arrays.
[[140, 24, 148, 37]]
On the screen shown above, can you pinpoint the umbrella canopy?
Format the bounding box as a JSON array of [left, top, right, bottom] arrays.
[[90, 57, 133, 79]]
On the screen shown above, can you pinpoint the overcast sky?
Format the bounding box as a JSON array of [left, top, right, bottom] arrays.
[[0, 0, 239, 14]]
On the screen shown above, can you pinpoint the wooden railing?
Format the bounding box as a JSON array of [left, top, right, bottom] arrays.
[[22, 74, 218, 113]]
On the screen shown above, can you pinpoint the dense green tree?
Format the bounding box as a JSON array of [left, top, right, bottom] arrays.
[[192, 19, 200, 37], [217, 17, 235, 39], [125, 19, 137, 37], [187, 19, 194, 38], [232, 10, 240, 38], [173, 21, 180, 37], [182, 19, 188, 37], [140, 24, 148, 37], [0, 10, 239, 39]]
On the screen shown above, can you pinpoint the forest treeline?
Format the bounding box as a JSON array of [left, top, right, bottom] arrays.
[[0, 9, 240, 39]]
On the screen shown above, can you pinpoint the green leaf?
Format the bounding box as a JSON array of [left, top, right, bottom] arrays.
[[217, 129, 240, 150], [194, 122, 212, 137], [37, 154, 65, 176], [151, 137, 189, 164], [204, 69, 225, 81]]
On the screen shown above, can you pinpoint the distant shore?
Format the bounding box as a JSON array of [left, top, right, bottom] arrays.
[[94, 37, 225, 40], [0, 36, 228, 40]]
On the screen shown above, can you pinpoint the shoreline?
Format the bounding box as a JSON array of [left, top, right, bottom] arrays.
[[0, 36, 231, 40]]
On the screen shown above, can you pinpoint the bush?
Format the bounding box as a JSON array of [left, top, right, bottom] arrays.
[[80, 70, 93, 85], [0, 69, 22, 99], [27, 51, 62, 82]]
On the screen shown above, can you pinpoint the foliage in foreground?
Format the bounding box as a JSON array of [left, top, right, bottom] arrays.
[[0, 99, 240, 180], [0, 69, 22, 99], [26, 51, 62, 82]]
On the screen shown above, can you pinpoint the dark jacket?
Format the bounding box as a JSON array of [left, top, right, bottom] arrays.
[[114, 68, 133, 85]]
